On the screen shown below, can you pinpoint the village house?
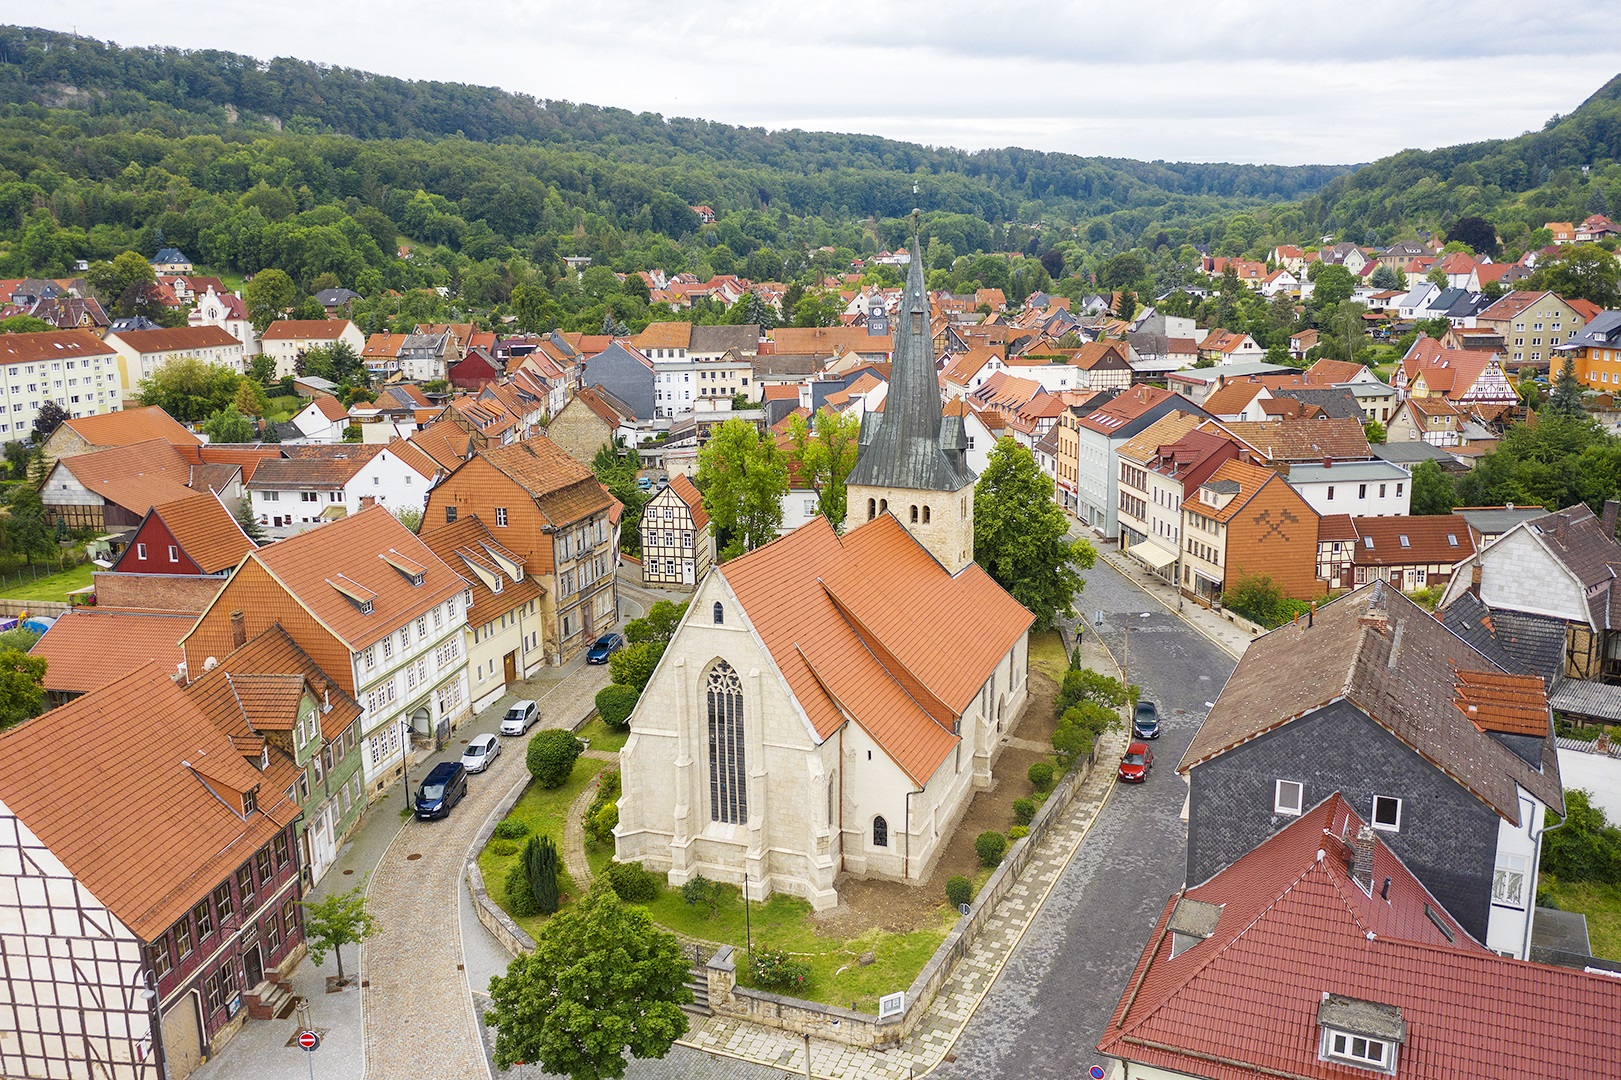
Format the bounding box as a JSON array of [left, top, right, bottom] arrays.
[[1073, 386, 1209, 537], [105, 325, 247, 394], [189, 286, 258, 355], [1473, 290, 1593, 370], [1178, 457, 1321, 604], [286, 394, 351, 443], [1281, 458, 1412, 517], [1180, 583, 1561, 956], [110, 491, 257, 577], [0, 663, 305, 1080], [349, 383, 439, 441], [28, 606, 194, 707], [1114, 413, 1232, 582], [1558, 310, 1621, 390], [27, 294, 110, 335], [247, 441, 437, 532], [40, 438, 240, 533], [1165, 360, 1293, 405], [259, 320, 366, 381], [547, 387, 634, 466], [1387, 394, 1463, 446], [639, 474, 714, 589], [1198, 329, 1266, 363], [180, 505, 473, 798], [0, 329, 123, 443], [1316, 513, 1475, 593], [422, 437, 620, 663]]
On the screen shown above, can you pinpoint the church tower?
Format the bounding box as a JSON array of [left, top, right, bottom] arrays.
[[845, 233, 977, 572]]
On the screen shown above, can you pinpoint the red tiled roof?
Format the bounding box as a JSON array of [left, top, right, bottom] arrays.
[[1346, 515, 1474, 566], [29, 607, 194, 694], [148, 491, 257, 573], [668, 473, 709, 531], [1452, 666, 1549, 737], [58, 405, 201, 448], [261, 319, 354, 341], [0, 329, 116, 366], [415, 515, 543, 631], [185, 624, 362, 742], [1077, 386, 1179, 435], [108, 325, 240, 353], [311, 394, 349, 421]]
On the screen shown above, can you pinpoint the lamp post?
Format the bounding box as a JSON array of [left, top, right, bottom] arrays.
[[400, 718, 411, 812]]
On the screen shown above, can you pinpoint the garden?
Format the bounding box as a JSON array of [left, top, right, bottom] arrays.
[[1538, 787, 1621, 961], [478, 629, 1133, 1012]]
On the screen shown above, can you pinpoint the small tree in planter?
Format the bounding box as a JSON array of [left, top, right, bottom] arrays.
[[299, 884, 378, 987]]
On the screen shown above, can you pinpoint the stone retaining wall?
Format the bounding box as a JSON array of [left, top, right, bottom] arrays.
[[465, 771, 539, 957]]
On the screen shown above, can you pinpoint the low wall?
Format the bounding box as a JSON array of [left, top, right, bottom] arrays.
[[465, 772, 539, 957], [0, 599, 69, 619]]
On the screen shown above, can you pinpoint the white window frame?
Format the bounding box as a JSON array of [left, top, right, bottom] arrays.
[[1274, 779, 1304, 816], [1370, 795, 1402, 833], [1493, 853, 1529, 909], [1321, 1029, 1394, 1070]]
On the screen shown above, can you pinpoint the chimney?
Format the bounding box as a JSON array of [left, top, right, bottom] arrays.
[[1470, 564, 1482, 598], [1351, 825, 1377, 893], [1323, 457, 1332, 469], [229, 610, 246, 650], [1604, 499, 1621, 540], [360, 495, 377, 509]]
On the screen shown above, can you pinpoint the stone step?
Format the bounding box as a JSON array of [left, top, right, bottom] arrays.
[[244, 981, 290, 1022]]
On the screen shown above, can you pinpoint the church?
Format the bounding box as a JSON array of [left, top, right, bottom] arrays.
[[614, 237, 1035, 909]]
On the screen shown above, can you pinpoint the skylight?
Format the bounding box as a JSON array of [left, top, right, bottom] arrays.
[[1398, 535, 1410, 548]]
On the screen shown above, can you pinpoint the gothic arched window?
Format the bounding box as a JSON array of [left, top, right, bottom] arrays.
[[910, 505, 919, 523], [707, 662, 747, 824], [713, 601, 724, 625], [873, 815, 889, 847], [867, 498, 876, 520]]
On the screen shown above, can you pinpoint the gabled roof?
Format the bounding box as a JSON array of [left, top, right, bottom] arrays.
[[308, 394, 350, 422], [29, 607, 194, 694], [414, 515, 542, 632], [1077, 385, 1181, 435], [1179, 583, 1562, 821], [1520, 504, 1621, 631], [1115, 411, 1206, 465], [57, 405, 200, 448], [408, 419, 475, 471], [0, 662, 300, 941], [1344, 515, 1473, 566], [52, 438, 205, 512], [144, 491, 257, 573], [0, 329, 115, 366], [261, 319, 355, 341], [719, 515, 1032, 784], [668, 473, 710, 530], [1222, 417, 1371, 462], [247, 445, 381, 490], [1099, 794, 1621, 1080], [478, 437, 609, 526], [107, 325, 239, 353]]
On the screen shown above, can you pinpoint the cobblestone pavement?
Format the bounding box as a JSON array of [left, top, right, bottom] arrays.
[[931, 557, 1237, 1080], [359, 658, 611, 1080], [1091, 543, 1255, 658]]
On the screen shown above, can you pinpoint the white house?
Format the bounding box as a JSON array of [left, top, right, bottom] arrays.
[[105, 325, 246, 394], [1283, 459, 1412, 517], [249, 441, 438, 532], [260, 320, 366, 380], [287, 394, 351, 443], [189, 286, 260, 355]]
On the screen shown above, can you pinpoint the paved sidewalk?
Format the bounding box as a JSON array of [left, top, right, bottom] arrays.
[[1090, 546, 1257, 659]]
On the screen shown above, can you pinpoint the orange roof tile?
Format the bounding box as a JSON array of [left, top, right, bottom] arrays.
[[408, 420, 475, 471], [52, 438, 202, 512], [311, 394, 349, 422], [108, 325, 240, 353], [261, 319, 355, 341], [148, 492, 257, 573], [415, 516, 543, 630], [1453, 666, 1549, 738], [669, 473, 710, 531], [0, 329, 116, 367], [630, 322, 695, 351], [384, 436, 440, 480], [29, 607, 194, 694], [480, 437, 611, 525], [59, 405, 200, 448]]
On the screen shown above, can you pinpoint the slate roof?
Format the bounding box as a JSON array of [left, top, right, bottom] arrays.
[[0, 662, 300, 941], [1451, 504, 1548, 538], [1180, 582, 1562, 822], [29, 608, 194, 694], [1269, 387, 1364, 420], [718, 515, 1032, 784], [1099, 793, 1621, 1080], [690, 324, 761, 354], [1523, 504, 1621, 630], [1437, 591, 1574, 689]]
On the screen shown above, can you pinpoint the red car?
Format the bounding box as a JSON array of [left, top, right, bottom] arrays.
[[1118, 742, 1153, 783]]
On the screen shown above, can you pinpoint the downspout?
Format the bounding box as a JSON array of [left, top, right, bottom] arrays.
[[1522, 793, 1566, 961]]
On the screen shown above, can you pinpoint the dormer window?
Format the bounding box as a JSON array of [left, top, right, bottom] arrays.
[[1318, 996, 1403, 1073], [1322, 1030, 1395, 1070], [243, 789, 258, 816]]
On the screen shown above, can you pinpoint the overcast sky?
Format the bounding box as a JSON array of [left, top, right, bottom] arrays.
[[22, 1, 1621, 165]]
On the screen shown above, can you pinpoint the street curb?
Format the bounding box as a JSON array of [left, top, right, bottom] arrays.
[[1097, 553, 1246, 660]]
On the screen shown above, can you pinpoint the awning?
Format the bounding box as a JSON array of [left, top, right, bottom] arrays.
[[1127, 542, 1178, 570]]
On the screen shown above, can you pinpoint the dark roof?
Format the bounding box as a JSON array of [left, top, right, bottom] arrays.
[[1526, 504, 1621, 630], [1267, 386, 1364, 421], [1180, 582, 1562, 822], [578, 342, 654, 421], [846, 237, 974, 493], [1452, 505, 1548, 536], [1371, 440, 1465, 468], [1438, 591, 1572, 688], [689, 324, 760, 354]]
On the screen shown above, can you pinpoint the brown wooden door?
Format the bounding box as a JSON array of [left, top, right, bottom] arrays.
[[244, 943, 264, 989], [503, 651, 516, 685]]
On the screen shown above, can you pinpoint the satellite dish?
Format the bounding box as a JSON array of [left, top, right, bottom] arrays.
[[203, 656, 218, 671]]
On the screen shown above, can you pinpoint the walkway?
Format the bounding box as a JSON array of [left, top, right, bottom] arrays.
[[561, 750, 619, 888], [1083, 537, 1257, 658]]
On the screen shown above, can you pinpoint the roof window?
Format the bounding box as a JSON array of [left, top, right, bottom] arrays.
[[1398, 535, 1410, 548], [1317, 995, 1404, 1073]]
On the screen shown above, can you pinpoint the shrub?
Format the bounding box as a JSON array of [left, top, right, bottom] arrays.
[[1012, 798, 1037, 826], [976, 831, 1007, 868], [1009, 825, 1029, 840], [1542, 789, 1621, 884], [595, 683, 641, 731], [604, 860, 659, 903], [492, 818, 530, 840], [1027, 760, 1055, 792], [523, 835, 561, 915], [586, 802, 619, 846], [526, 729, 584, 788], [486, 838, 520, 858], [504, 863, 540, 918], [750, 948, 811, 992], [680, 874, 723, 918], [944, 875, 973, 908], [608, 640, 665, 693]]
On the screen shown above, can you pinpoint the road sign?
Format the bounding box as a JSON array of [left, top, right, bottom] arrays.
[[1090, 1066, 1105, 1079], [297, 1031, 320, 1052]]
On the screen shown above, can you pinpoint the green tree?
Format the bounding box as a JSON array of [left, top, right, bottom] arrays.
[[0, 647, 47, 730], [6, 486, 54, 566], [232, 379, 269, 417], [1222, 574, 1314, 627], [1535, 245, 1621, 308], [696, 418, 787, 560], [1312, 265, 1357, 308], [1409, 460, 1457, 516], [31, 400, 69, 441], [137, 358, 244, 422], [85, 251, 156, 308], [1542, 789, 1621, 884], [623, 600, 689, 644], [299, 885, 378, 987], [249, 354, 277, 385], [1363, 418, 1387, 444], [1446, 216, 1501, 258], [783, 407, 860, 527], [522, 835, 562, 915], [202, 406, 256, 443], [527, 729, 585, 788], [236, 499, 268, 545], [608, 641, 665, 694], [594, 684, 640, 731], [1548, 353, 1587, 420], [1368, 263, 1405, 291], [511, 283, 557, 333], [0, 314, 52, 334], [973, 438, 1096, 630], [487, 880, 690, 1078], [243, 269, 299, 331]]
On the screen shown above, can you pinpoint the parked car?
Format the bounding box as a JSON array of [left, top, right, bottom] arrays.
[[655, 474, 669, 488], [414, 761, 468, 819], [1118, 742, 1153, 783], [500, 699, 539, 736], [1133, 701, 1161, 740], [461, 732, 501, 773], [636, 476, 652, 491], [586, 633, 625, 664]]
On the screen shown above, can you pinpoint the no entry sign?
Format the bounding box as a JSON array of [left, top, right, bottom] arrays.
[[297, 1030, 320, 1052]]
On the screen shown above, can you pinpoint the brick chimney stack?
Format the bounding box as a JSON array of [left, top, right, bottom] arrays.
[[1603, 499, 1620, 540], [229, 609, 246, 650], [1351, 825, 1377, 893]]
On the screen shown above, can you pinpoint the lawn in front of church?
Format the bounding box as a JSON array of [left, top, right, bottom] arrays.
[[477, 756, 609, 936]]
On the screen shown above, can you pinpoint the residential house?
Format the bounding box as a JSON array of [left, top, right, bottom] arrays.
[[0, 329, 122, 443], [1319, 242, 1370, 273], [394, 329, 455, 382], [1178, 582, 1562, 955], [1165, 361, 1292, 405], [1395, 337, 1519, 408], [1451, 504, 1549, 548], [1558, 309, 1621, 390], [287, 394, 351, 443], [1576, 213, 1619, 243], [349, 383, 439, 441], [1068, 341, 1134, 391], [110, 491, 257, 577], [1074, 387, 1209, 536], [105, 326, 246, 394], [189, 286, 259, 355], [1388, 394, 1463, 446], [149, 247, 192, 272], [768, 325, 893, 362], [40, 438, 238, 532], [28, 606, 194, 707], [1099, 792, 1619, 1080], [314, 287, 361, 315], [422, 437, 620, 662], [941, 346, 1007, 398], [579, 342, 656, 430], [448, 349, 501, 393], [640, 474, 714, 589], [418, 516, 547, 711], [1547, 221, 1577, 244], [1178, 457, 1321, 604], [260, 320, 366, 380], [38, 403, 197, 462], [1473, 290, 1592, 370], [27, 294, 109, 335], [1198, 330, 1265, 363], [1116, 415, 1239, 585], [1317, 514, 1474, 592], [1282, 459, 1412, 517], [248, 441, 436, 531], [180, 505, 474, 797], [548, 386, 632, 465], [0, 663, 304, 1080]]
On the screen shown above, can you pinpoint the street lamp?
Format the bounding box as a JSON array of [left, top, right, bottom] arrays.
[[400, 717, 411, 813]]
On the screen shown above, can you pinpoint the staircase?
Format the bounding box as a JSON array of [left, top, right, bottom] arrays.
[[243, 979, 300, 1021], [682, 943, 712, 1016]]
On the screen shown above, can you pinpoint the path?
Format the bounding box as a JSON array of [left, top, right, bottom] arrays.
[[561, 750, 619, 888]]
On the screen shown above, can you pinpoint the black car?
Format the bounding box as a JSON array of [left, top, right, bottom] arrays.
[[414, 761, 468, 820], [585, 633, 624, 664], [1132, 700, 1161, 740]]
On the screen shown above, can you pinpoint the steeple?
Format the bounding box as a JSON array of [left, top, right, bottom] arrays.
[[845, 234, 975, 493]]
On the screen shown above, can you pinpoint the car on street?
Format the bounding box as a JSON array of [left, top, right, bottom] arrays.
[[585, 633, 624, 664], [1132, 700, 1161, 739], [461, 732, 501, 773], [1118, 742, 1153, 783], [414, 761, 468, 819], [636, 476, 652, 491], [500, 699, 539, 736], [656, 474, 669, 488]]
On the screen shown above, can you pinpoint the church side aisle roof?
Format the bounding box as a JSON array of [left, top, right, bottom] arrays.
[[720, 515, 1032, 783]]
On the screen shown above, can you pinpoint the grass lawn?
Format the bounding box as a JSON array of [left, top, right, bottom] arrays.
[[0, 562, 94, 603], [478, 757, 607, 940], [265, 393, 300, 423], [575, 716, 629, 754], [1543, 878, 1621, 961], [1029, 630, 1069, 682]]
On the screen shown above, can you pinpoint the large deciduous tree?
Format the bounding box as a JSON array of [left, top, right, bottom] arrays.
[[783, 407, 860, 528], [486, 881, 691, 1079], [85, 251, 156, 308], [973, 438, 1096, 630], [6, 486, 54, 566], [31, 400, 69, 441], [1446, 216, 1501, 258], [202, 406, 256, 443], [1408, 459, 1457, 516], [243, 268, 299, 331], [136, 358, 244, 422], [696, 418, 787, 560], [1534, 245, 1621, 308]]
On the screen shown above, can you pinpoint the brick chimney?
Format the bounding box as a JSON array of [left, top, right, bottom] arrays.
[[360, 495, 377, 509], [230, 609, 246, 650], [1470, 564, 1482, 599], [1604, 499, 1621, 540], [1351, 825, 1377, 892]]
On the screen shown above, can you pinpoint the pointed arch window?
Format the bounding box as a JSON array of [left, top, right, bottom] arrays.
[[707, 662, 747, 824], [873, 815, 889, 847], [713, 601, 724, 625]]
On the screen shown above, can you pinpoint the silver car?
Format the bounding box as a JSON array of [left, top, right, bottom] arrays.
[[461, 733, 501, 773], [500, 699, 540, 736]]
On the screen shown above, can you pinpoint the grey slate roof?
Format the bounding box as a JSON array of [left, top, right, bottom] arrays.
[[690, 324, 761, 354], [1372, 442, 1464, 468], [1438, 591, 1567, 687], [1269, 387, 1364, 420], [1555, 311, 1621, 352], [846, 238, 974, 493], [1550, 680, 1621, 724], [1452, 505, 1547, 538], [579, 342, 655, 421]]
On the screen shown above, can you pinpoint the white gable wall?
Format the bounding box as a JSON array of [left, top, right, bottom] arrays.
[[1476, 528, 1591, 624]]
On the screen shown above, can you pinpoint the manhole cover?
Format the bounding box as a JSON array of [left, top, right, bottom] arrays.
[[406, 853, 422, 861], [342, 869, 354, 875]]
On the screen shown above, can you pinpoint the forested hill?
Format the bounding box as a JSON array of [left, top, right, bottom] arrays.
[[0, 25, 1349, 223]]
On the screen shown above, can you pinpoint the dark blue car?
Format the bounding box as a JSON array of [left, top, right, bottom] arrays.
[[585, 633, 624, 664], [414, 761, 467, 820], [1132, 701, 1161, 740]]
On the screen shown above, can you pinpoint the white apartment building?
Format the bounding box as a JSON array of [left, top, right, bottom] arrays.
[[0, 330, 121, 443], [1283, 460, 1411, 517], [105, 325, 246, 393]]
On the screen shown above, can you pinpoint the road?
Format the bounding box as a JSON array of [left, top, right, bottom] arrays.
[[932, 556, 1237, 1080]]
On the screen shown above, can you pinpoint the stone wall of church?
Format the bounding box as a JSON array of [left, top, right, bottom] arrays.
[[845, 483, 975, 574]]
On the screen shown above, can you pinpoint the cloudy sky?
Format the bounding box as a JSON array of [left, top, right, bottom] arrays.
[[22, 1, 1621, 165]]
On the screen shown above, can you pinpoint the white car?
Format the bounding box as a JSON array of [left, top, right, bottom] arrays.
[[461, 733, 501, 773], [500, 699, 540, 736]]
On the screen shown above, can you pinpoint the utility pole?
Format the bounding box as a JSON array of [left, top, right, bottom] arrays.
[[400, 718, 411, 812]]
